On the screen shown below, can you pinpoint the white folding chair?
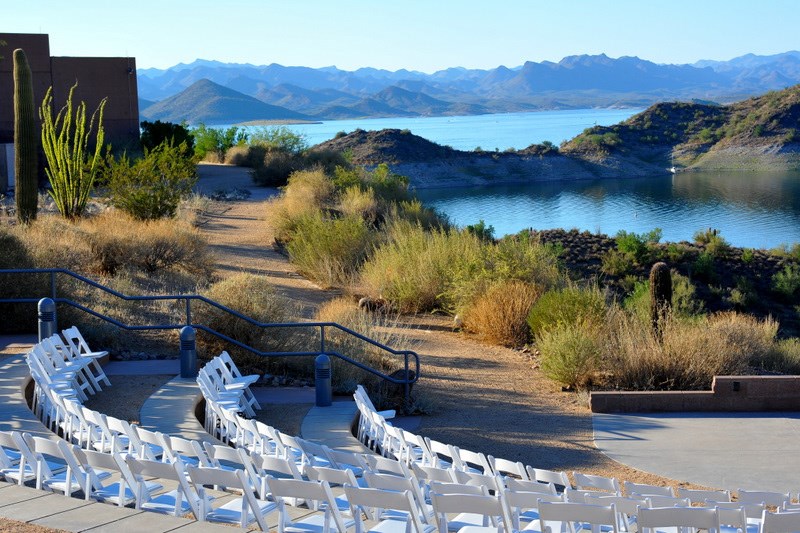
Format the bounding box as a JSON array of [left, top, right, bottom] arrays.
[[266, 477, 353, 533], [23, 434, 84, 496], [125, 455, 203, 518], [202, 443, 265, 498], [428, 482, 498, 532], [40, 335, 98, 396], [363, 452, 412, 477], [451, 445, 493, 475], [709, 501, 762, 533], [364, 470, 434, 525], [450, 469, 503, 492], [538, 501, 619, 533], [637, 505, 720, 533], [73, 447, 162, 506], [505, 477, 558, 495], [430, 488, 512, 533], [159, 434, 212, 468], [305, 464, 361, 516], [130, 425, 165, 461], [584, 493, 649, 533], [345, 484, 436, 533], [326, 448, 368, 478], [644, 496, 691, 508], [503, 489, 564, 531], [188, 466, 276, 530], [60, 326, 111, 387], [424, 438, 458, 470]]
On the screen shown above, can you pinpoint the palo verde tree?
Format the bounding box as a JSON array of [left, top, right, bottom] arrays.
[[13, 49, 38, 223], [39, 83, 107, 219]]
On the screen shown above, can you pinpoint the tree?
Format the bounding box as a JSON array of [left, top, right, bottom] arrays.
[[39, 84, 106, 219], [140, 120, 194, 155]]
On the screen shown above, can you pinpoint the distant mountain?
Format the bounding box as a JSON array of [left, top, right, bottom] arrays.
[[137, 51, 800, 123], [140, 79, 312, 124]]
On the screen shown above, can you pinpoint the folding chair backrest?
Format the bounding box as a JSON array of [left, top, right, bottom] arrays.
[[363, 452, 410, 477], [676, 488, 731, 504], [453, 445, 492, 474], [305, 464, 359, 487], [528, 467, 571, 492], [645, 495, 691, 508], [428, 480, 487, 496], [760, 510, 800, 533], [126, 455, 199, 518], [187, 465, 269, 531], [266, 477, 349, 533], [326, 448, 367, 476], [505, 476, 558, 495], [450, 468, 501, 492], [637, 505, 720, 533], [489, 455, 529, 480], [364, 469, 430, 520], [706, 500, 765, 520], [624, 480, 674, 498], [412, 463, 457, 484], [254, 453, 303, 480], [573, 472, 621, 494], [737, 489, 791, 508]]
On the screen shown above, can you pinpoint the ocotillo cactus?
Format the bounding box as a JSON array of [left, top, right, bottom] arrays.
[[13, 48, 38, 223], [649, 261, 672, 340]]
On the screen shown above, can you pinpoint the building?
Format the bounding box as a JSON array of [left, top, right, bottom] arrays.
[[0, 32, 139, 190]]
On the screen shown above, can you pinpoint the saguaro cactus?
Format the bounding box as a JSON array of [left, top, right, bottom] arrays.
[[649, 262, 672, 339], [13, 48, 38, 223]]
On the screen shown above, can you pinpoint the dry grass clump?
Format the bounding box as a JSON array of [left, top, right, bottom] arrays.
[[339, 186, 380, 226], [193, 273, 305, 375], [537, 321, 603, 390], [315, 297, 419, 404], [463, 280, 542, 347], [605, 310, 778, 391], [272, 169, 336, 239]]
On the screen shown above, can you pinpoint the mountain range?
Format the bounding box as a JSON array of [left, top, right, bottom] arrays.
[[138, 51, 800, 124]]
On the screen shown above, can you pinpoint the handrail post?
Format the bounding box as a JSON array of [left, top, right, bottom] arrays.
[[319, 325, 326, 354], [50, 271, 56, 300], [404, 352, 410, 413], [185, 298, 191, 326], [38, 297, 57, 342]]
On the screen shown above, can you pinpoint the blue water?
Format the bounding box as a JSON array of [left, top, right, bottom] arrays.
[[415, 171, 800, 249], [239, 108, 642, 151], [239, 109, 800, 249]]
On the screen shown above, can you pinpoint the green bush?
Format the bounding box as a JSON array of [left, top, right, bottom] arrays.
[[140, 120, 194, 154], [527, 285, 606, 337], [360, 222, 483, 313], [191, 124, 247, 161], [693, 228, 729, 257], [537, 322, 601, 389], [772, 263, 800, 301], [614, 228, 662, 265], [692, 251, 716, 282], [105, 141, 197, 220], [601, 248, 635, 276], [286, 213, 374, 288], [623, 272, 704, 322], [248, 126, 308, 154]]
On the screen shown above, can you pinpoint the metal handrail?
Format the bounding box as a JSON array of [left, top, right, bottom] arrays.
[[0, 268, 419, 398]]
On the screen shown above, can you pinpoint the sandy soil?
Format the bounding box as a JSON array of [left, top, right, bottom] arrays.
[[187, 164, 704, 491]]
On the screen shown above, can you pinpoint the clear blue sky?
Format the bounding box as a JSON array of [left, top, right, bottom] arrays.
[[5, 0, 799, 72]]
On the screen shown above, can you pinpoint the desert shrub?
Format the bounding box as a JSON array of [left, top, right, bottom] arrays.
[[692, 251, 716, 281], [601, 248, 635, 276], [0, 226, 41, 332], [286, 213, 374, 288], [303, 149, 349, 174], [445, 231, 563, 315], [389, 198, 447, 230], [10, 216, 91, 271], [527, 284, 606, 337], [614, 228, 662, 265], [314, 297, 418, 406], [758, 338, 800, 374], [251, 148, 302, 186], [192, 274, 303, 374], [623, 272, 704, 322], [105, 141, 197, 220], [462, 280, 542, 347], [465, 220, 495, 242], [360, 222, 483, 313], [339, 186, 380, 226], [606, 310, 776, 390], [272, 169, 336, 240], [82, 213, 213, 279], [537, 322, 602, 389], [694, 228, 730, 256], [248, 126, 308, 154], [772, 263, 800, 301]]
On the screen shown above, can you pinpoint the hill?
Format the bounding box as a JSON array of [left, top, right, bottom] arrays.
[[315, 85, 800, 187], [140, 79, 312, 125]]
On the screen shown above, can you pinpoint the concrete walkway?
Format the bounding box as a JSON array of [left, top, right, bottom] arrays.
[[592, 411, 800, 493]]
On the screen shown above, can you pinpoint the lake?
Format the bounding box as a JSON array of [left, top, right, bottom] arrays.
[[414, 171, 800, 249], [242, 108, 642, 151], [240, 108, 799, 249]]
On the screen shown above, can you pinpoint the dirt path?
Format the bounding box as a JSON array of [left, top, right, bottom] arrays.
[[194, 164, 700, 489]]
